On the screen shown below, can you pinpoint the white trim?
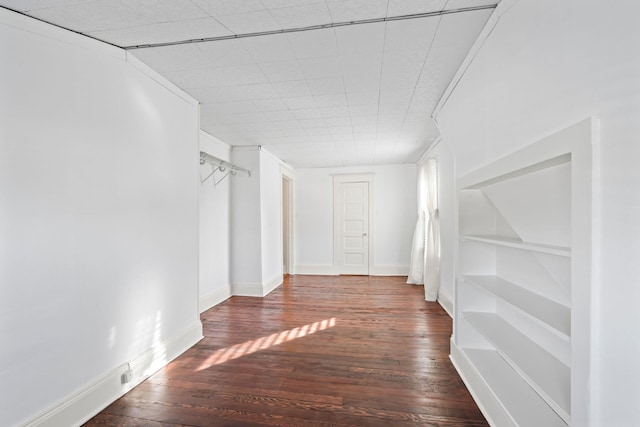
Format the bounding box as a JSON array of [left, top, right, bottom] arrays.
[[0, 7, 123, 60], [24, 321, 203, 427], [233, 275, 283, 297], [294, 264, 339, 275], [263, 274, 283, 296], [332, 174, 375, 275], [438, 289, 454, 318], [371, 265, 408, 276], [416, 137, 443, 165], [450, 339, 514, 427], [232, 282, 264, 297], [281, 167, 295, 275], [125, 53, 198, 106], [199, 285, 232, 313]]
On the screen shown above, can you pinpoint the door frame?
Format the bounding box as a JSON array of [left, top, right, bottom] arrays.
[[332, 173, 374, 275], [281, 166, 295, 275]]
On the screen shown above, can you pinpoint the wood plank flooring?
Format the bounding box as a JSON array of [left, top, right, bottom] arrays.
[[85, 275, 488, 426]]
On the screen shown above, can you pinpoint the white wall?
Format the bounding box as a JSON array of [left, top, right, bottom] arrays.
[[295, 164, 417, 275], [199, 131, 231, 312], [435, 0, 640, 425], [0, 9, 201, 427], [230, 147, 285, 296], [421, 142, 456, 314]]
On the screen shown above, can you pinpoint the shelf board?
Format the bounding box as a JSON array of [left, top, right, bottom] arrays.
[[463, 235, 571, 257], [464, 312, 570, 423], [461, 275, 571, 337], [463, 348, 568, 427]]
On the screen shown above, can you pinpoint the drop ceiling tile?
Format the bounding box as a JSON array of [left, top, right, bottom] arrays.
[[282, 96, 317, 109], [340, 53, 383, 77], [304, 127, 332, 136], [334, 21, 385, 56], [269, 2, 332, 28], [272, 120, 303, 130], [346, 91, 379, 106], [30, 0, 209, 33], [252, 98, 288, 111], [349, 103, 380, 117], [241, 33, 296, 62], [261, 0, 325, 9], [165, 64, 268, 88], [291, 108, 322, 119], [130, 44, 213, 72], [288, 28, 339, 59], [191, 0, 266, 16], [445, 0, 498, 10], [384, 17, 440, 52], [200, 101, 259, 115], [90, 18, 230, 46], [197, 39, 255, 67], [387, 0, 447, 16], [327, 0, 388, 22], [431, 7, 493, 46], [265, 110, 296, 122], [0, 0, 95, 11], [299, 56, 343, 79], [314, 93, 348, 108], [328, 126, 354, 135], [350, 115, 378, 126], [299, 118, 327, 129], [343, 73, 381, 93], [272, 80, 311, 97], [259, 60, 306, 82], [216, 10, 280, 33], [306, 77, 345, 96], [186, 83, 278, 103], [319, 106, 350, 118], [324, 117, 351, 128]]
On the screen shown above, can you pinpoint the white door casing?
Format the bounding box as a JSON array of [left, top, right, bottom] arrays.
[[333, 174, 374, 275]]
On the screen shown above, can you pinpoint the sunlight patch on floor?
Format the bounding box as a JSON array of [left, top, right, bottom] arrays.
[[196, 317, 337, 371]]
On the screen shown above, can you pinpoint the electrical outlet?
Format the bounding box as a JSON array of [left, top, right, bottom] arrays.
[[121, 366, 133, 384]]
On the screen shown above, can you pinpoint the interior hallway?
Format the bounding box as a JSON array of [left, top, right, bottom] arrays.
[[85, 276, 487, 426]]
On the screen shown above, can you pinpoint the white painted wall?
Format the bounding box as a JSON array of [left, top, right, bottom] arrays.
[[230, 147, 285, 295], [260, 150, 284, 289], [421, 142, 456, 314], [199, 131, 231, 312], [0, 9, 201, 427], [435, 0, 640, 425], [295, 164, 417, 276]]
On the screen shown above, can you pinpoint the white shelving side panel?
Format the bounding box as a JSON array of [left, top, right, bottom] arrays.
[[461, 275, 571, 337], [463, 235, 571, 257], [464, 312, 570, 423], [463, 348, 568, 427]]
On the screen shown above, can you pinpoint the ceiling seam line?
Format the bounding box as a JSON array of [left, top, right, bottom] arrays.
[[123, 5, 497, 50]]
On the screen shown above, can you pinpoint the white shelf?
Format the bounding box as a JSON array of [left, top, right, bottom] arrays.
[[464, 312, 570, 423], [463, 348, 568, 427], [463, 235, 571, 257], [461, 275, 571, 337]]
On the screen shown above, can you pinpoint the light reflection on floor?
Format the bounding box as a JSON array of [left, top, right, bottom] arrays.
[[196, 317, 337, 371]]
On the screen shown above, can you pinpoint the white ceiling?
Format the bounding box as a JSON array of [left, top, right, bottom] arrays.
[[1, 0, 497, 167]]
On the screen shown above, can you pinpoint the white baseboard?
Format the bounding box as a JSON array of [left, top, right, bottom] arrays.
[[24, 320, 203, 427], [294, 264, 338, 275], [438, 289, 454, 318], [449, 339, 513, 427], [199, 285, 232, 313], [371, 265, 409, 276], [263, 274, 283, 296], [233, 275, 283, 297]]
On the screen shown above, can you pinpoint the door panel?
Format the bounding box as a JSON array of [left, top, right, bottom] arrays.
[[338, 181, 369, 274]]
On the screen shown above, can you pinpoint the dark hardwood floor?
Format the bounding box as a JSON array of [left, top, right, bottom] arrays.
[[85, 275, 487, 426]]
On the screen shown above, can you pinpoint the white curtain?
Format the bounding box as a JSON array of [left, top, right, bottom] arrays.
[[407, 163, 428, 284], [424, 159, 440, 301]]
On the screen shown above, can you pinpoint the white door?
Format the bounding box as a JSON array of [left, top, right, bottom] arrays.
[[336, 181, 369, 275]]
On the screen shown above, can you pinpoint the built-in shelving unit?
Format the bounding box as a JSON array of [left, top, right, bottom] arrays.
[[451, 119, 594, 426]]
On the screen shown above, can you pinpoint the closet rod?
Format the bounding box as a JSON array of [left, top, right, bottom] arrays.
[[200, 151, 251, 185]]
